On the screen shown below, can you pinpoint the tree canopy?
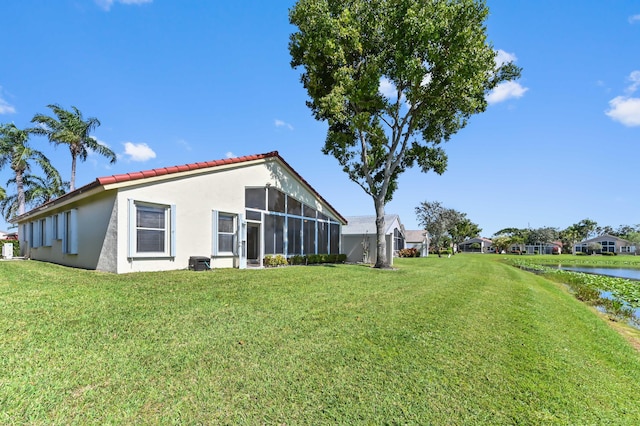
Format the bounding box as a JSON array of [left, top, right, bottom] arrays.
[[0, 123, 58, 217], [31, 104, 115, 191], [289, 0, 520, 267], [415, 200, 480, 255]]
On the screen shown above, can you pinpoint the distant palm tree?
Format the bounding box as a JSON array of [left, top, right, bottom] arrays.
[[0, 173, 69, 221], [31, 104, 116, 191], [0, 123, 58, 217]]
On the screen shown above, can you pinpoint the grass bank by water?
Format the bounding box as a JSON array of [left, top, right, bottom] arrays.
[[1, 256, 639, 424]]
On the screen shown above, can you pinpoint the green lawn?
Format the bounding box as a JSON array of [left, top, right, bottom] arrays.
[[1, 255, 639, 424]]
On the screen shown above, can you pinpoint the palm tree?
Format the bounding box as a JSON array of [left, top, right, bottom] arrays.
[[0, 173, 69, 222], [31, 104, 116, 191], [0, 123, 59, 217]]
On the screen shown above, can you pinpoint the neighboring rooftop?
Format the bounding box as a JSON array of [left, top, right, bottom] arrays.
[[404, 230, 428, 243], [342, 215, 402, 235]]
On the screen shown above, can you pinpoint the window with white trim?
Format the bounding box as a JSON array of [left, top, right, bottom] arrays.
[[212, 211, 237, 255], [129, 200, 175, 257]]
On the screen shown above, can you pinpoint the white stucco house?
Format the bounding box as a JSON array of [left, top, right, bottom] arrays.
[[341, 214, 405, 265], [404, 230, 429, 257], [10, 151, 346, 273], [458, 237, 493, 253], [573, 234, 635, 255]]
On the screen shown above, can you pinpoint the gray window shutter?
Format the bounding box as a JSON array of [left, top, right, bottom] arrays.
[[170, 204, 176, 257]]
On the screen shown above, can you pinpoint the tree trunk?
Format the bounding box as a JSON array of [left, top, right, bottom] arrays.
[[16, 170, 25, 215], [374, 197, 389, 268], [70, 153, 77, 192]]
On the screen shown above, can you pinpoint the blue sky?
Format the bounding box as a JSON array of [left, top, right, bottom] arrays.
[[1, 0, 639, 236]]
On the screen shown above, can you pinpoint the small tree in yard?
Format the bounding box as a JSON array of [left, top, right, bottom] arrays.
[[415, 201, 460, 257], [289, 0, 520, 268]]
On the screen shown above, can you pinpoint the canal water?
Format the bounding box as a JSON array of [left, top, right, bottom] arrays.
[[554, 265, 640, 281]]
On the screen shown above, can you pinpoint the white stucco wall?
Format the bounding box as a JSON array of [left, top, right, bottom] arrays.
[[342, 234, 393, 265], [18, 191, 117, 271], [14, 157, 343, 273], [114, 159, 339, 273]]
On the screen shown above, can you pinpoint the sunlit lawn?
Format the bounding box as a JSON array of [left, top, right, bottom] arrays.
[[1, 255, 639, 424]]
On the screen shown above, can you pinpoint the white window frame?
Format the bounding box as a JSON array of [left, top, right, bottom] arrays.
[[212, 210, 237, 256], [128, 200, 176, 258]]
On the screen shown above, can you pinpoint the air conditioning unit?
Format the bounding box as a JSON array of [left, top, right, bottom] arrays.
[[188, 256, 210, 271]]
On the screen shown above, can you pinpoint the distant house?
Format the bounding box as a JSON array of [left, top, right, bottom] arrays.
[[511, 241, 563, 255], [341, 214, 405, 265], [404, 230, 429, 257], [459, 237, 493, 253], [573, 234, 635, 255], [10, 151, 346, 273]]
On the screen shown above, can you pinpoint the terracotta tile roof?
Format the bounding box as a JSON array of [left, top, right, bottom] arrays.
[[11, 151, 347, 225], [97, 151, 279, 185]]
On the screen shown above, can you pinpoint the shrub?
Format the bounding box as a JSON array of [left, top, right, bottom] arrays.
[[288, 255, 306, 265], [575, 252, 586, 256], [602, 252, 616, 256], [398, 248, 419, 258], [264, 254, 287, 267]]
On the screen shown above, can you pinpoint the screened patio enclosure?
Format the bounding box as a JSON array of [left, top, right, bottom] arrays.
[[245, 187, 341, 261]]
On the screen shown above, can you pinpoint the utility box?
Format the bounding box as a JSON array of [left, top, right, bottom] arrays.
[[189, 256, 210, 271], [2, 243, 13, 259]]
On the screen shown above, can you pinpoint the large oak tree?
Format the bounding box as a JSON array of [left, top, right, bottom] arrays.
[[289, 0, 520, 267]]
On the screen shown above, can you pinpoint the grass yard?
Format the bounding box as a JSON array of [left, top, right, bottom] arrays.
[[1, 255, 640, 424]]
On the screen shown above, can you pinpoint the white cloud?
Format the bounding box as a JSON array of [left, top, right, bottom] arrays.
[[379, 77, 397, 98], [495, 49, 517, 67], [629, 14, 640, 24], [177, 139, 191, 151], [226, 151, 235, 158], [605, 96, 640, 127], [122, 142, 156, 162], [0, 87, 15, 114], [486, 81, 528, 104], [95, 0, 152, 11], [274, 119, 294, 130], [625, 70, 640, 95], [605, 71, 640, 127], [0, 97, 15, 114], [486, 50, 528, 105]]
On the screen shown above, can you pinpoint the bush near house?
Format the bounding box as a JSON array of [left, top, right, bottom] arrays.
[[398, 248, 420, 257], [263, 253, 347, 267]]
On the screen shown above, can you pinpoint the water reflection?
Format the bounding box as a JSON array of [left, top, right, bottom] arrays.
[[554, 265, 640, 281]]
